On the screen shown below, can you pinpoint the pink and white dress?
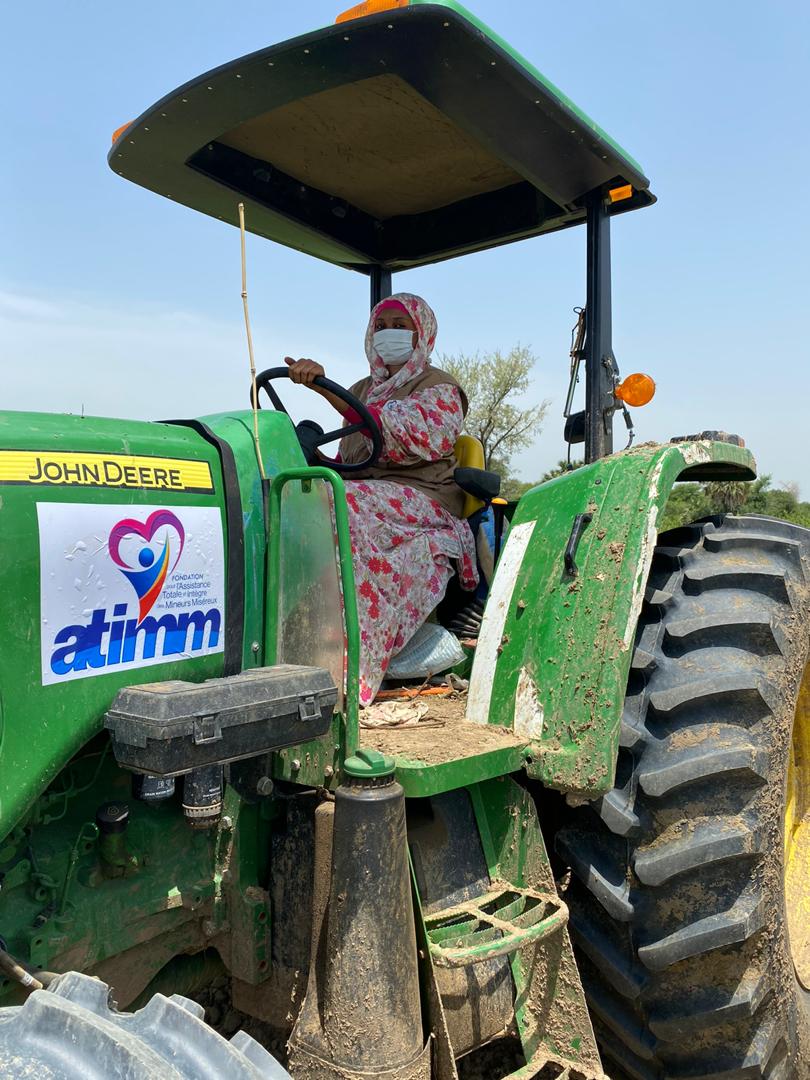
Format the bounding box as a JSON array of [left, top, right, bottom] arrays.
[[339, 293, 478, 705]]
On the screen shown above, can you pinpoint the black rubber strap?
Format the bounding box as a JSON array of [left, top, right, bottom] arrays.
[[162, 420, 245, 676]]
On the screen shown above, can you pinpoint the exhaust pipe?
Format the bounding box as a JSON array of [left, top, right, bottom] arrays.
[[289, 750, 429, 1079]]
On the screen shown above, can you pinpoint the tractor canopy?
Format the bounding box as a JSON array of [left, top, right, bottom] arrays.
[[109, 0, 654, 273]]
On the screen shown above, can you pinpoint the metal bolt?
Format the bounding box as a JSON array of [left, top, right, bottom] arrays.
[[251, 641, 260, 654], [517, 599, 527, 611], [256, 777, 274, 797], [291, 759, 302, 773], [221, 816, 233, 830], [324, 765, 335, 779]]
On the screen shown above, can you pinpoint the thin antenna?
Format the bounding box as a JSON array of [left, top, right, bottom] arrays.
[[238, 202, 267, 480]]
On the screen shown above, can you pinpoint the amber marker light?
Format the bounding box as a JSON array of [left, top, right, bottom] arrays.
[[111, 121, 134, 145], [607, 184, 633, 204], [336, 0, 409, 22], [614, 373, 656, 407]]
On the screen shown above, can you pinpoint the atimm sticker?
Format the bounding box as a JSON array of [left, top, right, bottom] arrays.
[[38, 503, 225, 685]]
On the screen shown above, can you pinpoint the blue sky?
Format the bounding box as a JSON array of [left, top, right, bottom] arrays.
[[3, 1, 809, 490]]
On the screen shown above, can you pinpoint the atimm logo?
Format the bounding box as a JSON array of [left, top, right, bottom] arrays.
[[41, 504, 225, 682], [108, 510, 185, 623]]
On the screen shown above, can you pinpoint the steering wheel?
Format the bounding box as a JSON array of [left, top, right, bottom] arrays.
[[251, 367, 383, 475]]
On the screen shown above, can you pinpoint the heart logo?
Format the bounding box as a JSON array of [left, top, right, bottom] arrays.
[[108, 510, 185, 623]]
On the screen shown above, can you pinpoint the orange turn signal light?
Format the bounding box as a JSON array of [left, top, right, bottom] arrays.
[[336, 0, 409, 22], [607, 184, 633, 204], [111, 121, 134, 145], [614, 373, 656, 408]]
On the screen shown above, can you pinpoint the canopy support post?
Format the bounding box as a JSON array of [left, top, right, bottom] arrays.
[[584, 193, 616, 463], [370, 267, 392, 309]]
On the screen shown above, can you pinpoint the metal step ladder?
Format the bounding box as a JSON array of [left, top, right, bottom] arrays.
[[424, 885, 568, 968], [409, 780, 608, 1080]]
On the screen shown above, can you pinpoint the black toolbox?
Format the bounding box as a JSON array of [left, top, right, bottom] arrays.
[[105, 664, 338, 776]]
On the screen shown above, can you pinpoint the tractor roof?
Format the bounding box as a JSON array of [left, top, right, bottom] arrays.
[[109, 0, 654, 273]]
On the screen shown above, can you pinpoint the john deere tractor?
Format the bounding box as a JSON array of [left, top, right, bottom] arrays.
[[1, 3, 808, 1078]]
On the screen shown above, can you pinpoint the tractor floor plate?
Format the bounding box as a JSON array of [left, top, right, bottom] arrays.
[[361, 703, 528, 797]]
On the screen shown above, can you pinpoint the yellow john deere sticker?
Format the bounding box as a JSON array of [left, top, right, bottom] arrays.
[[0, 451, 214, 493]]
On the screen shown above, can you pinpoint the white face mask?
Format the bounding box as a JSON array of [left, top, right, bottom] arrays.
[[373, 328, 414, 365]]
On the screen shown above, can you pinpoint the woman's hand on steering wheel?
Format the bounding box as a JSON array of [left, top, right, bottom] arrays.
[[285, 357, 325, 385], [285, 357, 349, 416], [252, 365, 383, 475]]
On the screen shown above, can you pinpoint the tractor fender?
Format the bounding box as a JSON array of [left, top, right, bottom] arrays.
[[466, 439, 756, 798]]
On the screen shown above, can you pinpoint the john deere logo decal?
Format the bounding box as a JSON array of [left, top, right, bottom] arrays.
[[0, 450, 213, 493]]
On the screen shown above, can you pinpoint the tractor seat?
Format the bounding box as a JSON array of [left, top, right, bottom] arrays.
[[454, 434, 500, 518], [435, 436, 504, 636]]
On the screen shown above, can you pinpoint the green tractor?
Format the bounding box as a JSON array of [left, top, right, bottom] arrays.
[[1, 2, 808, 1078]]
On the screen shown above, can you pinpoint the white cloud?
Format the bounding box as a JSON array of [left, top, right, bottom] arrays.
[[0, 289, 68, 321]]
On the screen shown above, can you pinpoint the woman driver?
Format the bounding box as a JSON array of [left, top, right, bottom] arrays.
[[285, 292, 478, 706]]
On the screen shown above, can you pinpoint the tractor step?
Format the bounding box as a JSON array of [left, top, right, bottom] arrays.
[[424, 884, 568, 967], [411, 783, 604, 1080]]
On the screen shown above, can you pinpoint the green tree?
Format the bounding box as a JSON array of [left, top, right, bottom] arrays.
[[540, 459, 583, 483], [442, 346, 549, 470], [497, 460, 583, 503], [659, 475, 810, 532], [658, 483, 709, 531], [499, 476, 537, 502], [711, 480, 749, 513]]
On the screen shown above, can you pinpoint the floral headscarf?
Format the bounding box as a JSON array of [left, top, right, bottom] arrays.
[[364, 292, 438, 407]]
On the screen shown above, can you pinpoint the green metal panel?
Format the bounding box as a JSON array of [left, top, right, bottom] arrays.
[[389, 743, 530, 798], [0, 750, 215, 986], [0, 406, 311, 1002], [199, 409, 308, 670], [410, 778, 600, 1071], [470, 440, 757, 799], [0, 412, 226, 841], [0, 407, 308, 843], [265, 467, 360, 753], [467, 778, 601, 1069]]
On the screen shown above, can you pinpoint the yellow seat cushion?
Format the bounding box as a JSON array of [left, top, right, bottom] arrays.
[[454, 434, 486, 518]]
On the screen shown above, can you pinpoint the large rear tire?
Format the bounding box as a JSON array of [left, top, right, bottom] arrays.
[[556, 515, 810, 1079]]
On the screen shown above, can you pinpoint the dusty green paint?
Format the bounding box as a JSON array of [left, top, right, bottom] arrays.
[[0, 407, 312, 844], [200, 410, 309, 671], [0, 747, 214, 1000], [469, 779, 601, 1066], [482, 440, 756, 797], [424, 885, 567, 965], [265, 467, 360, 752], [0, 389, 755, 1072], [0, 411, 226, 842], [412, 778, 601, 1070], [386, 743, 530, 797]]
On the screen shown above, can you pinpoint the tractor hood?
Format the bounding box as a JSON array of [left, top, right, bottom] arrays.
[[109, 0, 654, 273]]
